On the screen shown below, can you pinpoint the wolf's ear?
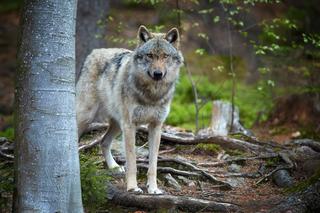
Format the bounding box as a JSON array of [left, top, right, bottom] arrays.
[[138, 25, 151, 43], [165, 28, 180, 48]]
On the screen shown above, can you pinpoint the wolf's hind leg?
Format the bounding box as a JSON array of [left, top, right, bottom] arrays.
[[101, 122, 124, 173]]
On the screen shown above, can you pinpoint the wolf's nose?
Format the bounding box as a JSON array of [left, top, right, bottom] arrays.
[[153, 70, 163, 80]]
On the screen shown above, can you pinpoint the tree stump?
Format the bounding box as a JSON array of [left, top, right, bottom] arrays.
[[209, 100, 251, 136]]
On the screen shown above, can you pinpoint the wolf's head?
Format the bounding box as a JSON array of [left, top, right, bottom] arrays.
[[132, 25, 184, 84]]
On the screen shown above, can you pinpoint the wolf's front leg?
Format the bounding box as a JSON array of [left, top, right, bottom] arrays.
[[147, 123, 163, 194], [123, 125, 143, 193]]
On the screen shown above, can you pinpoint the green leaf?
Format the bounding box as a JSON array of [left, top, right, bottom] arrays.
[[213, 16, 220, 23]]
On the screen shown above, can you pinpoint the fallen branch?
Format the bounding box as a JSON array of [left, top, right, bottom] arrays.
[[255, 165, 292, 185], [107, 184, 240, 212]]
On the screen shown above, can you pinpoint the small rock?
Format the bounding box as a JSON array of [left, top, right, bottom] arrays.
[[228, 164, 241, 173], [226, 177, 245, 187], [177, 176, 196, 187], [164, 173, 181, 191], [272, 169, 293, 188]]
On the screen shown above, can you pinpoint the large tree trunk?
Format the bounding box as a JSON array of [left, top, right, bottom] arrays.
[[76, 0, 109, 80], [14, 0, 83, 212]]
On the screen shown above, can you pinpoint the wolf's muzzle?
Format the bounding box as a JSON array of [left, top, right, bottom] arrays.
[[153, 70, 163, 81], [148, 70, 165, 81]]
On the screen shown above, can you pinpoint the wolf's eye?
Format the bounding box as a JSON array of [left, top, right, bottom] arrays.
[[146, 54, 153, 59], [136, 54, 143, 60], [163, 54, 169, 58]]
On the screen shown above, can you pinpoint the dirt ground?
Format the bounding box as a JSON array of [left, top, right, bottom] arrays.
[[79, 128, 315, 213]]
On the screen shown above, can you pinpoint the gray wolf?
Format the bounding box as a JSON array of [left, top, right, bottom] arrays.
[[76, 25, 184, 194]]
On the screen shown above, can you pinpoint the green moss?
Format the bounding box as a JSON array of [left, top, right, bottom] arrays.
[[226, 149, 246, 157], [195, 143, 221, 155], [265, 157, 280, 167]]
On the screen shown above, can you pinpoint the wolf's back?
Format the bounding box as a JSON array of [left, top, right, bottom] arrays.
[[78, 48, 131, 83]]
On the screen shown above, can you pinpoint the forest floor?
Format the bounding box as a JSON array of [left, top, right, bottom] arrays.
[[1, 7, 319, 213], [79, 125, 319, 213]]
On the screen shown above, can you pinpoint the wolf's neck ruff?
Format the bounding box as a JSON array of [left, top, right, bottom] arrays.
[[130, 73, 175, 106]]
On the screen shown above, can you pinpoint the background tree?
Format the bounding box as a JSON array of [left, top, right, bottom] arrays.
[[14, 0, 83, 212], [76, 0, 109, 80]]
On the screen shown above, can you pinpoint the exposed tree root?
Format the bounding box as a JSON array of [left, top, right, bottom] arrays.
[[268, 180, 320, 213], [106, 184, 240, 212], [114, 157, 232, 189], [255, 152, 295, 185], [138, 126, 273, 153], [212, 172, 261, 178], [158, 147, 176, 154], [197, 153, 279, 167], [292, 139, 320, 152]]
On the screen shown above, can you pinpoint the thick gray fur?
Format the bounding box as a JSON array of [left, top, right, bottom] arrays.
[[76, 25, 183, 194]]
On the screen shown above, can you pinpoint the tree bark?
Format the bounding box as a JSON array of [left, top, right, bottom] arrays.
[[14, 0, 83, 212], [76, 0, 109, 80]]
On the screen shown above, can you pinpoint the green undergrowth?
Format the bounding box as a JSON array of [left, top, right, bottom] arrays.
[[80, 153, 111, 212], [0, 162, 14, 212], [0, 114, 14, 140], [166, 71, 274, 131], [0, 127, 14, 141]]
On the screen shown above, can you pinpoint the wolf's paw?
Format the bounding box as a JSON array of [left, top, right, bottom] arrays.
[[147, 187, 164, 195], [128, 187, 143, 194]]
